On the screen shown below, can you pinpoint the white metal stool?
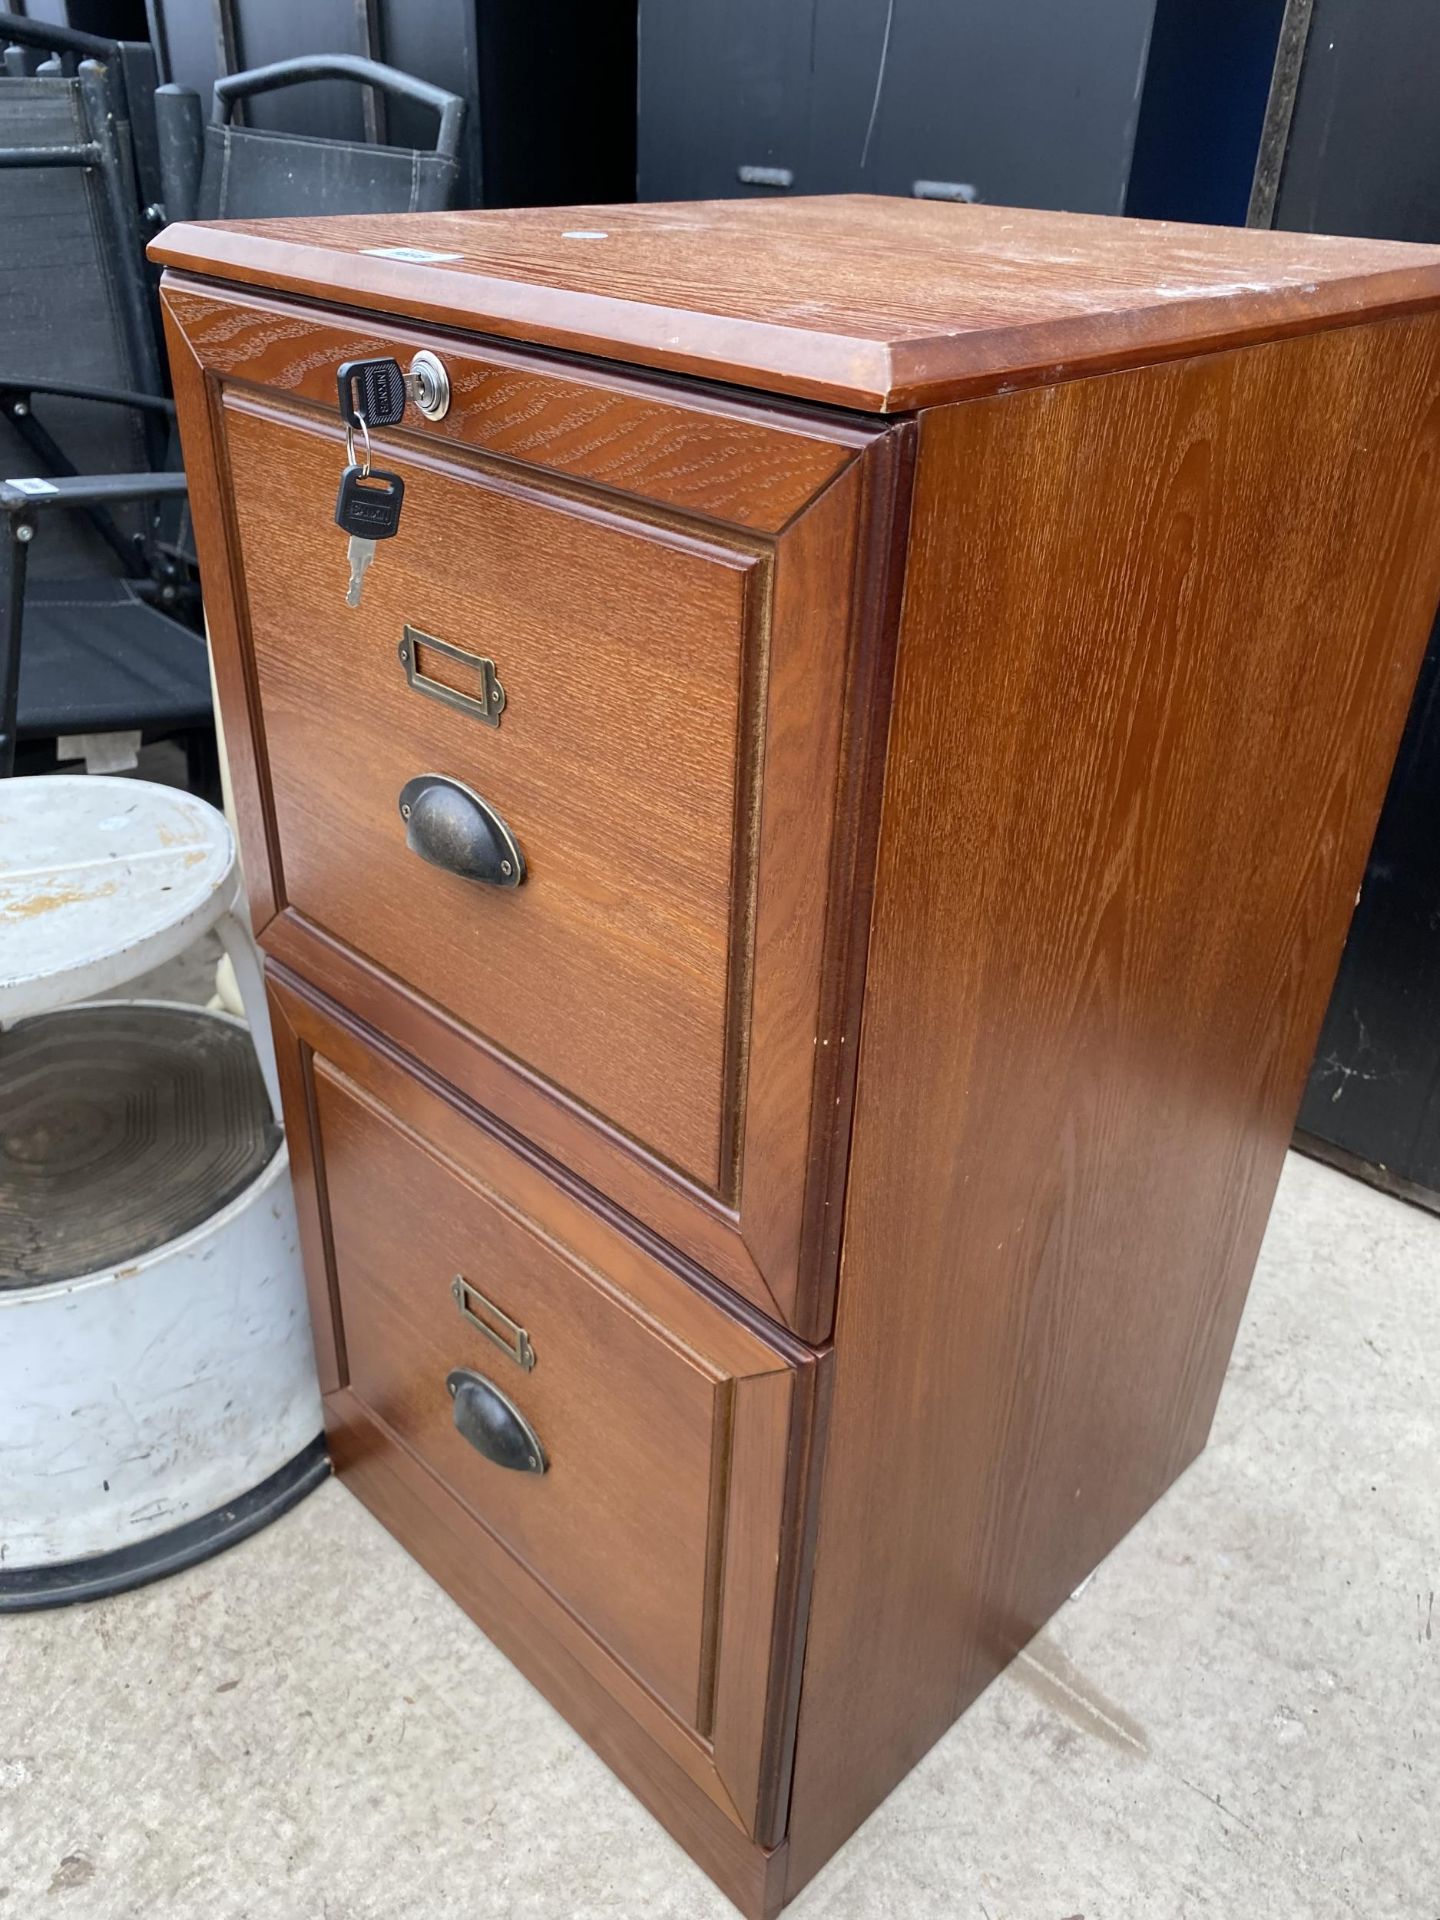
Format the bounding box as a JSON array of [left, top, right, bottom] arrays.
[[0, 776, 325, 1609]]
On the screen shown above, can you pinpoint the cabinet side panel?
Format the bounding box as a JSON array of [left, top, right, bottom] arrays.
[[786, 312, 1440, 1890]]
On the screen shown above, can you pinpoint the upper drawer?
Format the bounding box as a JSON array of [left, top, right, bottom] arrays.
[[228, 396, 750, 1194], [163, 281, 908, 1339]]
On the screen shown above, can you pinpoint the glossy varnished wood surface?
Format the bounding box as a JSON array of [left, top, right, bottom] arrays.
[[268, 973, 820, 1855], [314, 1056, 751, 1733], [152, 196, 1440, 412], [164, 274, 909, 1335], [323, 1390, 791, 1918], [157, 196, 1440, 1918], [160, 281, 865, 533], [162, 289, 285, 933], [785, 313, 1440, 1894], [226, 391, 755, 1191]]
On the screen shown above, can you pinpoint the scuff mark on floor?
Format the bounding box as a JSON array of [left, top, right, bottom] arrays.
[[1012, 1639, 1150, 1756], [46, 1852, 95, 1893]]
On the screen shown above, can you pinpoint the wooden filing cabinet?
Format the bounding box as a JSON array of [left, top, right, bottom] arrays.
[[152, 197, 1440, 1915]]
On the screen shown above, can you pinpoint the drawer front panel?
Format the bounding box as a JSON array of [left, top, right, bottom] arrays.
[[314, 1054, 730, 1728], [160, 278, 862, 532], [270, 973, 822, 1842], [227, 395, 752, 1193], [165, 280, 909, 1338]]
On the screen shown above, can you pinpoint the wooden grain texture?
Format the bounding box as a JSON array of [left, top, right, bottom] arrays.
[[226, 391, 754, 1191], [160, 280, 865, 533], [152, 196, 1440, 412], [268, 969, 823, 1855], [161, 273, 907, 1336], [325, 1389, 792, 1918], [728, 455, 877, 1322], [313, 1055, 736, 1731], [161, 295, 283, 932], [784, 312, 1440, 1896], [269, 989, 343, 1395], [157, 199, 1440, 1919], [268, 967, 792, 1378], [263, 909, 804, 1321]]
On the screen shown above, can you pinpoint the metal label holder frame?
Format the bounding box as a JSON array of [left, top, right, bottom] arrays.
[[451, 1273, 535, 1371], [399, 625, 506, 727]]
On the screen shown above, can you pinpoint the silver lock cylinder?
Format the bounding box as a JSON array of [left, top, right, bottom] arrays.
[[408, 349, 451, 421]]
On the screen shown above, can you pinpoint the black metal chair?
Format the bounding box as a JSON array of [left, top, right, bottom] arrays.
[[0, 10, 164, 220], [155, 54, 467, 222], [0, 43, 208, 781]]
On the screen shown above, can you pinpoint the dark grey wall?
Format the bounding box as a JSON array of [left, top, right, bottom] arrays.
[[1286, 0, 1440, 1197], [638, 0, 1161, 213], [1274, 0, 1440, 240], [20, 0, 148, 34]]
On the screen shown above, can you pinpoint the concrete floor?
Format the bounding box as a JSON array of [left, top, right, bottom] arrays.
[[2, 1148, 1436, 1918]]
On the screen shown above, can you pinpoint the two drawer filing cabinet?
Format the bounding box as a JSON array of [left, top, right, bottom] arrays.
[[154, 197, 1440, 1915]]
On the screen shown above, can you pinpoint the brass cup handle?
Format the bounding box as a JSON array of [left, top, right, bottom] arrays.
[[447, 1368, 546, 1474], [398, 774, 525, 887]]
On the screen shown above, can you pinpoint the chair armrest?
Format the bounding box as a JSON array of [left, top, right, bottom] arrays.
[[0, 9, 116, 61], [212, 54, 465, 162], [0, 379, 175, 418], [1, 472, 189, 514], [154, 84, 203, 225]]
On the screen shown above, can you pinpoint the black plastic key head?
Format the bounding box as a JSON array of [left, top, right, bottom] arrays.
[[337, 358, 406, 428], [334, 464, 405, 540]]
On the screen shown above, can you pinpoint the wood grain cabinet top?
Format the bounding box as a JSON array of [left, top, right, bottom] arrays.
[[156, 193, 1440, 408], [153, 197, 1440, 1919]]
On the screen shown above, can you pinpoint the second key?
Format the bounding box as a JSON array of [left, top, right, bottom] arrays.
[[335, 463, 404, 608]]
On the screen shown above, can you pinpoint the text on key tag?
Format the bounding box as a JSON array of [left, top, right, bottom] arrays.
[[337, 358, 407, 429], [334, 464, 405, 540]]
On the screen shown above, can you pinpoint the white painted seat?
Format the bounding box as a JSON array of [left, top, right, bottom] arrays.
[[0, 775, 322, 1609], [0, 775, 279, 1114]]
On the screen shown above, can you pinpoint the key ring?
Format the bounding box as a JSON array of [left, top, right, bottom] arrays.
[[344, 414, 372, 476]]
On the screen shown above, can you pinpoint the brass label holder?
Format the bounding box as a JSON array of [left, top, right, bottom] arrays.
[[451, 1273, 535, 1371], [399, 625, 505, 727]]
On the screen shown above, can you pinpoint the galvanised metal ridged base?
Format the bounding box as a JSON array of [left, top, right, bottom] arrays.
[[0, 1437, 330, 1612], [0, 1001, 281, 1287]]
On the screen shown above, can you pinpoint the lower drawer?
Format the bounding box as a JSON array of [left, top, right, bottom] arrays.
[[269, 970, 823, 1846]]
